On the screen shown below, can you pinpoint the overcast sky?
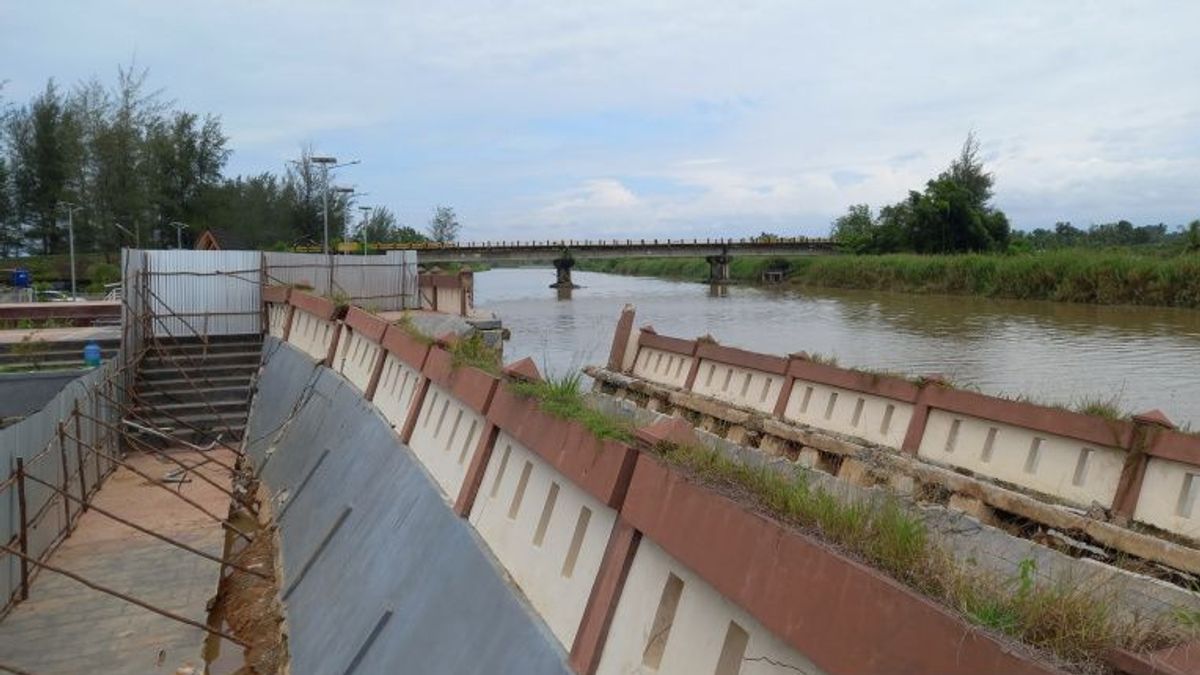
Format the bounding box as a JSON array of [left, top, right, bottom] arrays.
[[2, 1, 1197, 240]]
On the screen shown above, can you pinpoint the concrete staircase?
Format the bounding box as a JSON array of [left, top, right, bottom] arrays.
[[132, 334, 262, 445]]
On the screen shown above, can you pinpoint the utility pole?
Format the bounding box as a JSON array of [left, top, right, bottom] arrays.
[[358, 206, 372, 256], [59, 202, 84, 300]]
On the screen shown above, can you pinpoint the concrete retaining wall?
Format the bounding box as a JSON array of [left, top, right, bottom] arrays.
[[244, 338, 572, 674], [605, 308, 1200, 541]]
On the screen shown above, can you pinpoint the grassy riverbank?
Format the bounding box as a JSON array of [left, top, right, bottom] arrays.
[[578, 249, 1200, 308]]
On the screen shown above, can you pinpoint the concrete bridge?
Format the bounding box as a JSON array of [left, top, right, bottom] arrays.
[[395, 237, 837, 287]]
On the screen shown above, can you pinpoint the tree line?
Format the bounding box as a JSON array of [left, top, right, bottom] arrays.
[[831, 133, 1199, 255], [0, 66, 460, 260]]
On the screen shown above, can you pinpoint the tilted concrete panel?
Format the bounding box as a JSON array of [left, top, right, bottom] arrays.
[[244, 338, 572, 674]]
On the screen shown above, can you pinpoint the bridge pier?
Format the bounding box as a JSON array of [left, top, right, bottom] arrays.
[[705, 253, 731, 284], [550, 256, 580, 289]]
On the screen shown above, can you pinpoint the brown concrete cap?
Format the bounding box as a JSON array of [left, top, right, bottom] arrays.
[[344, 306, 389, 343], [1134, 409, 1176, 429], [635, 417, 701, 448], [421, 347, 499, 414], [287, 290, 340, 321], [1108, 640, 1200, 675], [380, 324, 431, 370], [262, 285, 291, 304], [502, 357, 542, 382]]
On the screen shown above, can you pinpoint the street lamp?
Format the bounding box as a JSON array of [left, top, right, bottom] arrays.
[[308, 156, 361, 255], [168, 221, 188, 249], [113, 222, 140, 249], [58, 202, 84, 300], [358, 206, 372, 256]]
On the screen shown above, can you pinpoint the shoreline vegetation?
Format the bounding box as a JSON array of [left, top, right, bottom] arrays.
[[576, 249, 1200, 308]]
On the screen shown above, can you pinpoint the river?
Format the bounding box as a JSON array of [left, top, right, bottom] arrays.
[[474, 267, 1200, 428]]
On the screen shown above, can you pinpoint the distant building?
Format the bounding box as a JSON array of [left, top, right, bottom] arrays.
[[194, 228, 251, 251]]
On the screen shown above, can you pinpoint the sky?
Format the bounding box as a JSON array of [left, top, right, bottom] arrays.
[[2, 1, 1198, 240]]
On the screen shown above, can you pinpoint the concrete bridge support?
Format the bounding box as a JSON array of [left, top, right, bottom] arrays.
[[550, 255, 580, 289], [705, 253, 731, 284]]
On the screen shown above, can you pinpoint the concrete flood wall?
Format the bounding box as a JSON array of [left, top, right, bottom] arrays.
[[603, 307, 1200, 545], [245, 339, 572, 675], [250, 286, 1088, 675]]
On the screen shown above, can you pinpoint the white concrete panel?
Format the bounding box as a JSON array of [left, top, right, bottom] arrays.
[[691, 360, 781, 414], [266, 303, 290, 339], [373, 354, 423, 429], [333, 329, 382, 393], [781, 379, 913, 449], [1134, 457, 1200, 539], [918, 410, 1125, 508], [469, 432, 617, 648], [632, 348, 693, 389], [287, 309, 336, 362], [596, 538, 824, 675], [407, 383, 486, 501]]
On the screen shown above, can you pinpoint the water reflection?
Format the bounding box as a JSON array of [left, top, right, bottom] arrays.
[[475, 267, 1200, 426]]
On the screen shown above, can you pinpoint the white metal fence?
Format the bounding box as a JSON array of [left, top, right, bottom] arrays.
[[120, 249, 419, 343]]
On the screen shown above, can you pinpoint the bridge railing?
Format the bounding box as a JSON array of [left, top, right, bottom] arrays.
[[303, 236, 836, 254]]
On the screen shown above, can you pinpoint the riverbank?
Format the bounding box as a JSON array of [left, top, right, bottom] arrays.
[[577, 249, 1200, 308]]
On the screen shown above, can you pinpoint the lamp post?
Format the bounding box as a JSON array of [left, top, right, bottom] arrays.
[[308, 156, 361, 255], [59, 202, 84, 300], [113, 222, 140, 250], [358, 206, 372, 256], [168, 221, 188, 249]]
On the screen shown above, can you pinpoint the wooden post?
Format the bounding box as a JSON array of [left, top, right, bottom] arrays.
[[15, 458, 30, 601], [72, 402, 88, 510], [57, 422, 72, 528]]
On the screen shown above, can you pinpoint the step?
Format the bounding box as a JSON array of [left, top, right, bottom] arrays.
[[148, 334, 263, 348], [129, 423, 246, 444], [143, 340, 264, 356], [132, 410, 249, 434], [136, 384, 252, 404], [138, 364, 259, 381], [132, 398, 249, 416], [140, 350, 262, 367], [135, 374, 254, 390]]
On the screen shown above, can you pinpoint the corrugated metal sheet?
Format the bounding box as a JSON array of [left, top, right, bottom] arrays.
[[145, 250, 263, 337], [264, 250, 417, 310], [0, 361, 121, 610]]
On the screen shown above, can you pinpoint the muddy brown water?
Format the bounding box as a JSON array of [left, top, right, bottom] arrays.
[[475, 268, 1200, 427]]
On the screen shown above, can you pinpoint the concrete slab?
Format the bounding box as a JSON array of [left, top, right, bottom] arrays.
[[0, 325, 121, 345], [0, 449, 233, 675]]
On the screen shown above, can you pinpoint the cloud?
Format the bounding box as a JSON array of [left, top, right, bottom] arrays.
[[3, 1, 1198, 237]]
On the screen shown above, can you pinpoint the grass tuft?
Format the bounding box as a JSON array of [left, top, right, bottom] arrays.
[[448, 333, 501, 374], [509, 372, 634, 442]]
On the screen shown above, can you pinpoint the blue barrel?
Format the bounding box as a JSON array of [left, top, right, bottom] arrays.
[[10, 268, 30, 288], [83, 341, 103, 368]]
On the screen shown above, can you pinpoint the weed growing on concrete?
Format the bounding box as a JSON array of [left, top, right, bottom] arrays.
[[1073, 395, 1126, 420], [509, 373, 634, 442], [448, 333, 501, 374], [648, 440, 1196, 670], [391, 314, 434, 346]]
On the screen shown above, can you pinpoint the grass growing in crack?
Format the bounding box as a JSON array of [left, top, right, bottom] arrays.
[[509, 372, 634, 442], [391, 313, 434, 345], [448, 333, 501, 374], [649, 440, 1196, 670], [1073, 395, 1126, 420]]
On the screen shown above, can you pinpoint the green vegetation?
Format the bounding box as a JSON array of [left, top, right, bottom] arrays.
[[650, 440, 1190, 669], [0, 66, 458, 260], [830, 133, 1010, 254], [447, 332, 501, 374], [579, 248, 1200, 308], [508, 372, 634, 442]]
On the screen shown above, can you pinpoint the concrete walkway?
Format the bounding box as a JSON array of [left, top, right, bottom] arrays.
[[0, 449, 235, 674]]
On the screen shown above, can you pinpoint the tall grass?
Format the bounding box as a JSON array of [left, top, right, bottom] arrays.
[[578, 249, 1200, 308]]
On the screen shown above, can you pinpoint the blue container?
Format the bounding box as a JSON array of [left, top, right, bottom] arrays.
[[83, 341, 102, 368], [10, 268, 30, 288]]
